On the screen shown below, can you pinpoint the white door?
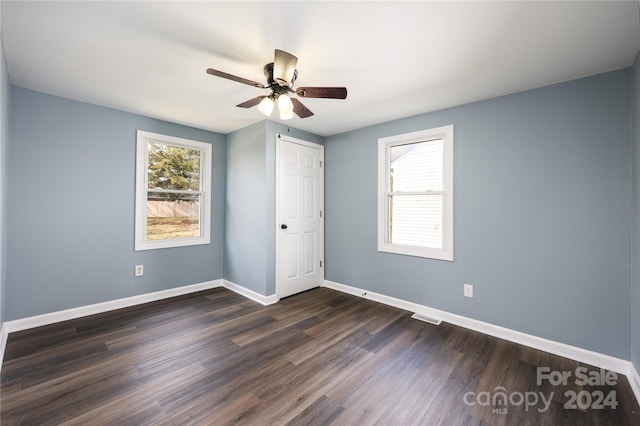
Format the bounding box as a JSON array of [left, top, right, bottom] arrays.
[[276, 134, 324, 298]]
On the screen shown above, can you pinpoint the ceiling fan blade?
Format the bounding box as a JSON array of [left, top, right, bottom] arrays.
[[206, 68, 266, 89], [273, 49, 298, 86], [296, 87, 347, 99], [236, 96, 267, 108], [291, 98, 314, 119]]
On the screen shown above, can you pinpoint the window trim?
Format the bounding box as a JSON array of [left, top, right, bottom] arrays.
[[377, 125, 454, 261], [135, 130, 212, 251]]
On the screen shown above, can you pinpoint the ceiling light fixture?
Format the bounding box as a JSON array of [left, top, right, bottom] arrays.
[[256, 93, 294, 120], [279, 109, 295, 120], [277, 94, 294, 120], [257, 96, 274, 116], [208, 49, 347, 121]]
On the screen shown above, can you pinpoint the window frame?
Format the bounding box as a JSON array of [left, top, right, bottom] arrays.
[[135, 130, 212, 251], [377, 125, 454, 261]]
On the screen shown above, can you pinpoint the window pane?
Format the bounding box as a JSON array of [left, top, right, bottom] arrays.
[[389, 194, 442, 249], [390, 139, 443, 192], [148, 142, 201, 191], [146, 192, 200, 240]]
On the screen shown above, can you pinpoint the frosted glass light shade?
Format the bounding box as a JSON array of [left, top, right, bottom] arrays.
[[277, 94, 294, 113], [257, 96, 274, 116], [279, 109, 294, 120]]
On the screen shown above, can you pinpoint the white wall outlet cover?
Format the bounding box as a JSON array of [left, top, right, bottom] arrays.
[[464, 283, 473, 298]]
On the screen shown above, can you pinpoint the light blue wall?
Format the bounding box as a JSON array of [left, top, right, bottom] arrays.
[[0, 38, 9, 324], [224, 121, 268, 295], [6, 87, 226, 320], [224, 120, 323, 296], [632, 53, 640, 371], [325, 69, 632, 359]]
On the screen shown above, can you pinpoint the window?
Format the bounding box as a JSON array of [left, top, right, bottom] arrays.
[[135, 130, 212, 250], [378, 125, 453, 261]]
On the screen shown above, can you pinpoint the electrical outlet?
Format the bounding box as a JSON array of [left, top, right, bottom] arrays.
[[135, 265, 144, 277], [464, 283, 473, 298]]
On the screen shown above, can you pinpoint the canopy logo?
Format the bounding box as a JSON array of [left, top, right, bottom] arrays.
[[463, 386, 553, 414]]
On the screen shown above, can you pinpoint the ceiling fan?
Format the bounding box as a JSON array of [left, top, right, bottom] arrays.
[[206, 49, 347, 120]]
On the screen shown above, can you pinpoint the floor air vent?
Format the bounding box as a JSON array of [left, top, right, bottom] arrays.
[[411, 313, 442, 325]]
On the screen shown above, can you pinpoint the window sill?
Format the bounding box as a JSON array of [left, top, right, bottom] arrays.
[[378, 243, 453, 261], [135, 237, 210, 251]]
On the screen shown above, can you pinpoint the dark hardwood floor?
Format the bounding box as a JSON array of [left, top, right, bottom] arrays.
[[1, 287, 638, 425]]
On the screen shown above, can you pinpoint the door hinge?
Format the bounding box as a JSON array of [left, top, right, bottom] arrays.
[[320, 160, 323, 168], [320, 210, 323, 218], [320, 260, 323, 268]]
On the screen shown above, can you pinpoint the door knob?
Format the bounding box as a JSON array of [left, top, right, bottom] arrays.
[[281, 224, 288, 229]]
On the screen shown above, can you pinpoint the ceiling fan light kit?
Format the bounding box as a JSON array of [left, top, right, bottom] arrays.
[[277, 94, 294, 120], [206, 49, 347, 120], [279, 108, 295, 121], [257, 96, 274, 116]]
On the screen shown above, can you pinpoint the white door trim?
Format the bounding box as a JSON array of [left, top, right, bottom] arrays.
[[275, 133, 325, 299]]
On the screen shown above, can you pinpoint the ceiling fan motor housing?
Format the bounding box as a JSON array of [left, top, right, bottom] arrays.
[[264, 62, 298, 88]]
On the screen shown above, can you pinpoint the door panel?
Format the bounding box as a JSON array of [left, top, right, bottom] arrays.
[[277, 136, 324, 298], [304, 231, 316, 275], [286, 234, 298, 279], [304, 176, 315, 218], [285, 174, 298, 218]]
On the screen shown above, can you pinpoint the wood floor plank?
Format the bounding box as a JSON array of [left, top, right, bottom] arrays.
[[231, 302, 332, 346], [1, 287, 639, 425], [2, 341, 110, 389], [332, 323, 459, 425], [196, 392, 264, 426], [156, 327, 310, 418], [283, 303, 388, 366], [59, 363, 206, 426], [286, 395, 344, 426]]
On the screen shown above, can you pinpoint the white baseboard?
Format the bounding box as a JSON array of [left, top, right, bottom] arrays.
[[323, 280, 634, 378], [3, 280, 223, 334], [222, 279, 279, 306]]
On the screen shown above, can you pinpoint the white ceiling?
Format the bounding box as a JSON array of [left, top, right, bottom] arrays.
[[1, 1, 639, 137]]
